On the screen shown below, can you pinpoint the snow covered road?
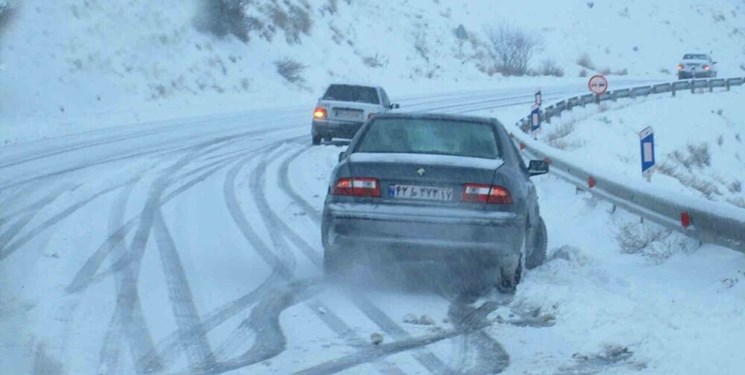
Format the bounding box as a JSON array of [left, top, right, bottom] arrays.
[[2, 82, 744, 375]]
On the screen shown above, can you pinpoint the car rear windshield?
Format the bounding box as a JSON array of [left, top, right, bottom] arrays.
[[323, 85, 380, 104], [683, 54, 708, 60], [355, 118, 501, 159]]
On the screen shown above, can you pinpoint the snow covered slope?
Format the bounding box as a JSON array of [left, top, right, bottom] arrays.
[[1, 0, 744, 143], [522, 87, 745, 210]]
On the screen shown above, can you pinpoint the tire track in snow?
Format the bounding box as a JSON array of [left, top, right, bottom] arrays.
[[0, 179, 135, 262], [97, 179, 137, 375], [238, 144, 411, 374], [152, 210, 218, 371], [0, 183, 76, 248], [66, 145, 256, 295], [100, 138, 240, 374]]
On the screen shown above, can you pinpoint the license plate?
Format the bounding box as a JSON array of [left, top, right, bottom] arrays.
[[388, 184, 453, 201], [335, 109, 363, 120]]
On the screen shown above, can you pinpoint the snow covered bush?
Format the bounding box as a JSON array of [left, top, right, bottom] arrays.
[[194, 0, 251, 42], [616, 221, 698, 263], [0, 0, 17, 38], [193, 0, 312, 44], [484, 25, 541, 76], [538, 59, 564, 77], [275, 58, 306, 84]]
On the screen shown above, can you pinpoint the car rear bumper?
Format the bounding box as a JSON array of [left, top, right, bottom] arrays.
[[312, 119, 364, 139], [323, 203, 524, 262], [678, 70, 713, 78]]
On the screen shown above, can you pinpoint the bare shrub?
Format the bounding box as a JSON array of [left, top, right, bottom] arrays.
[[617, 222, 671, 254], [414, 32, 429, 62], [576, 53, 595, 70], [729, 180, 742, 193], [485, 25, 542, 76], [578, 68, 588, 77], [194, 0, 252, 42], [362, 53, 387, 68], [322, 0, 338, 15], [193, 0, 311, 44], [275, 58, 306, 83], [616, 222, 685, 263], [0, 1, 18, 37], [657, 162, 721, 198], [614, 68, 628, 76], [545, 123, 584, 150], [269, 3, 312, 44], [538, 59, 564, 77], [599, 67, 612, 75], [659, 68, 671, 74]]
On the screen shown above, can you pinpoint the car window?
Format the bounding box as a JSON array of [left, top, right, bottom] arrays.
[[683, 54, 708, 60], [322, 85, 380, 104], [355, 118, 501, 159], [380, 89, 391, 108]]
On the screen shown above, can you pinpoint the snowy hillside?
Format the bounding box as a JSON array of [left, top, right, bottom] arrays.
[[1, 0, 744, 143]]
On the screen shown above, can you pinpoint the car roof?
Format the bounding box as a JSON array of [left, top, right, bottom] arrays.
[[683, 53, 710, 58], [372, 112, 498, 124], [326, 83, 384, 90]]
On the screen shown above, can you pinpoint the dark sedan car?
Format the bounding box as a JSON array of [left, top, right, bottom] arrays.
[[321, 113, 549, 293]]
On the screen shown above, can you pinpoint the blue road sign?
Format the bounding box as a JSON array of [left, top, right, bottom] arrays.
[[639, 127, 655, 177], [531, 107, 541, 133]]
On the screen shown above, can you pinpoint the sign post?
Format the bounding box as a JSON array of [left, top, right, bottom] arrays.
[[529, 89, 542, 137], [588, 75, 608, 102], [530, 105, 541, 134], [639, 126, 655, 181]]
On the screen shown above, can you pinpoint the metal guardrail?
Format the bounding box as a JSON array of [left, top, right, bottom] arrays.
[[512, 77, 745, 254]]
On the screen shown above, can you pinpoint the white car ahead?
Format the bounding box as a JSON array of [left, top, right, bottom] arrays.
[[311, 83, 399, 145], [677, 53, 717, 79]]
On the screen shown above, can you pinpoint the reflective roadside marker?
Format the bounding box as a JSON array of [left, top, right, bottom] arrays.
[[544, 157, 552, 165], [588, 176, 597, 188], [519, 142, 526, 150], [639, 127, 655, 179], [681, 212, 691, 228]]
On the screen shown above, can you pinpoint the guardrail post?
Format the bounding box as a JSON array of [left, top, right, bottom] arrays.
[[709, 80, 713, 93], [726, 79, 730, 91], [691, 79, 695, 94], [672, 84, 676, 97]]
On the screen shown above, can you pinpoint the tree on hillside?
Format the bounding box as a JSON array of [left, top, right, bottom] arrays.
[[485, 25, 542, 76]]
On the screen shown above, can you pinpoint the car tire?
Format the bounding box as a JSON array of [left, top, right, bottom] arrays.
[[496, 253, 522, 295], [525, 217, 548, 270], [312, 134, 322, 145]]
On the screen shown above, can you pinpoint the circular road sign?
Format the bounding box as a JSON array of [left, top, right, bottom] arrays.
[[588, 74, 608, 95]]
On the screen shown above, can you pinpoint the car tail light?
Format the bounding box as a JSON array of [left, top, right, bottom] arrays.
[[313, 107, 327, 119], [676, 64, 684, 71], [368, 113, 376, 120], [461, 184, 512, 204], [332, 178, 380, 197], [703, 64, 710, 70]]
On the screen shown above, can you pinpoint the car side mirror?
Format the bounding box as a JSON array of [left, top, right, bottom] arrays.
[[528, 160, 549, 176], [338, 151, 347, 162], [390, 103, 400, 109]]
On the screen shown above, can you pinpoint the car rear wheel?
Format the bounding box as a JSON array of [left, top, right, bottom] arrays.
[[497, 253, 522, 294], [312, 134, 322, 145], [525, 217, 548, 270]]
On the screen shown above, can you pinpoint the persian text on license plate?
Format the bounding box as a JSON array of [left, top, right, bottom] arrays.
[[388, 184, 453, 201], [335, 109, 363, 120]]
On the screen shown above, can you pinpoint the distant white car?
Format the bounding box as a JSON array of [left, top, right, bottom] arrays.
[[677, 53, 717, 79], [311, 83, 399, 145]]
